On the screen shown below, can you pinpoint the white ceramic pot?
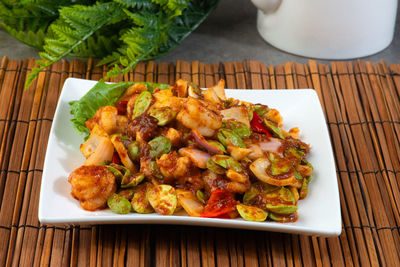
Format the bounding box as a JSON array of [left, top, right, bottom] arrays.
[[251, 0, 398, 59]]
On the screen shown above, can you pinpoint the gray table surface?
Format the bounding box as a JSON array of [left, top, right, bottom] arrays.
[[1, 0, 399, 65]]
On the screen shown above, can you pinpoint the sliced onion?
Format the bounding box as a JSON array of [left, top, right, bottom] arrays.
[[258, 137, 282, 154], [221, 106, 250, 127], [208, 79, 226, 100], [178, 147, 211, 169], [84, 137, 114, 166], [249, 158, 297, 186], [192, 129, 223, 154], [176, 189, 204, 217]]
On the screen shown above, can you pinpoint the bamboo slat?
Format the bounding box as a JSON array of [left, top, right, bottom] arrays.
[[0, 58, 399, 266]]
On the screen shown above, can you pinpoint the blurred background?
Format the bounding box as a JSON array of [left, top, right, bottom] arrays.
[[1, 0, 399, 64]]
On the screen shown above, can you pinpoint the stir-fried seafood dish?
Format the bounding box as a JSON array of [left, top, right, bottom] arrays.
[[69, 79, 313, 222]]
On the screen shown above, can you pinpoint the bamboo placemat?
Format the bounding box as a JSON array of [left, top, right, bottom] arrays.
[[0, 57, 399, 266]]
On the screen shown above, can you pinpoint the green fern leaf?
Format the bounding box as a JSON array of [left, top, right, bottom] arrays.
[[122, 9, 157, 26], [157, 0, 219, 56], [103, 0, 218, 80], [71, 34, 121, 58], [0, 22, 46, 50], [167, 0, 189, 16], [3, 0, 221, 88], [113, 0, 154, 9], [25, 2, 123, 88]]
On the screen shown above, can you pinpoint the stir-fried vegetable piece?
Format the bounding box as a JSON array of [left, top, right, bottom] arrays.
[[201, 189, 237, 218], [253, 104, 270, 117], [106, 164, 124, 182], [112, 152, 121, 165], [149, 136, 172, 158], [147, 185, 177, 215], [149, 107, 177, 126], [264, 187, 297, 214], [250, 112, 272, 137], [236, 204, 268, 222], [268, 212, 298, 223], [188, 82, 202, 97], [220, 106, 249, 127], [178, 147, 210, 169], [176, 189, 204, 217], [206, 158, 226, 174], [224, 120, 251, 138], [81, 127, 114, 166], [268, 153, 293, 176], [131, 184, 154, 214], [218, 129, 246, 148], [149, 161, 163, 179], [285, 148, 305, 161], [263, 119, 284, 139], [196, 190, 206, 204], [207, 140, 227, 154], [111, 134, 136, 172], [271, 187, 295, 203], [265, 204, 297, 214], [107, 193, 131, 214], [243, 186, 260, 204], [121, 172, 145, 188], [118, 189, 135, 201], [299, 179, 308, 199], [192, 129, 225, 154], [210, 155, 242, 172], [243, 182, 279, 204], [303, 160, 314, 182], [127, 141, 139, 161], [293, 169, 302, 181], [132, 91, 152, 119], [107, 163, 134, 185], [250, 157, 297, 186]]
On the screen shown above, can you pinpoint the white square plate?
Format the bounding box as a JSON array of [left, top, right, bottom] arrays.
[[39, 78, 341, 236]]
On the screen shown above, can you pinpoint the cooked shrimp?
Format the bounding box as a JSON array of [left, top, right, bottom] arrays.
[[266, 108, 283, 127], [85, 106, 118, 134], [226, 181, 249, 194], [156, 152, 191, 178], [176, 97, 222, 137], [69, 165, 116, 211], [164, 128, 182, 147], [152, 89, 184, 113], [116, 115, 129, 131], [125, 83, 148, 97]]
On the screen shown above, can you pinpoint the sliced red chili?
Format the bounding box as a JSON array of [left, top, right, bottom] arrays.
[[251, 111, 272, 137], [201, 189, 237, 218], [115, 100, 128, 115], [112, 151, 121, 165]]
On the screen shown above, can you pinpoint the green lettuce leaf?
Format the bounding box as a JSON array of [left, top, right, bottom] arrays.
[[69, 80, 169, 137]]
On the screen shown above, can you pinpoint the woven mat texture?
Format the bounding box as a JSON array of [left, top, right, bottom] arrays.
[[0, 57, 400, 266]]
